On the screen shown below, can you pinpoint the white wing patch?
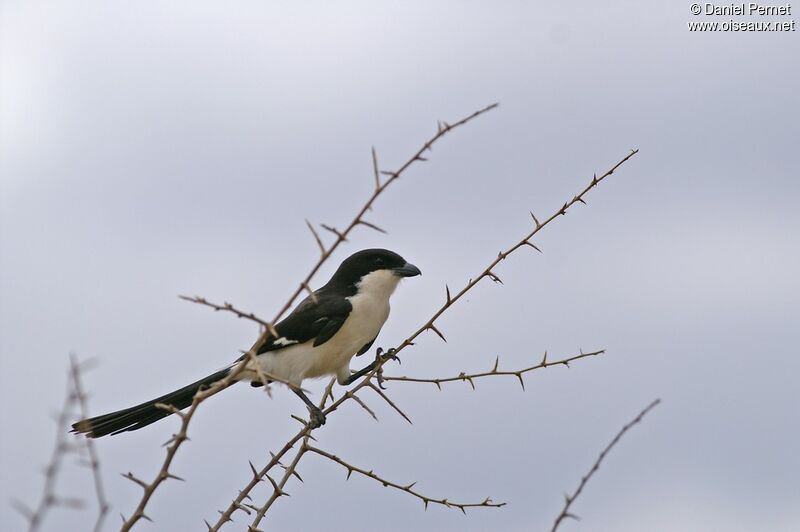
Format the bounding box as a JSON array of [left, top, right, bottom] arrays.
[[273, 337, 299, 347]]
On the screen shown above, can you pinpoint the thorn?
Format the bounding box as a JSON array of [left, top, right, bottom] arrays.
[[435, 381, 442, 391], [576, 197, 586, 205], [405, 482, 416, 490], [445, 284, 451, 303], [428, 324, 447, 343], [358, 219, 387, 234], [492, 356, 499, 372], [460, 507, 467, 515], [305, 219, 326, 255], [122, 472, 148, 489], [530, 211, 541, 227], [516, 373, 525, 391], [371, 146, 381, 190], [541, 351, 548, 365], [249, 461, 259, 478], [416, 155, 428, 162], [524, 241, 542, 253], [486, 271, 503, 284], [232, 501, 252, 514], [301, 282, 318, 303], [167, 473, 185, 482], [320, 224, 347, 242], [380, 170, 398, 178], [592, 173, 598, 185], [346, 468, 353, 480], [560, 202, 568, 215], [141, 513, 153, 522], [423, 499, 429, 510]]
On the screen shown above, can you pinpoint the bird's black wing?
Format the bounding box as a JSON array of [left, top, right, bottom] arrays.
[[356, 337, 376, 356], [255, 292, 353, 355]]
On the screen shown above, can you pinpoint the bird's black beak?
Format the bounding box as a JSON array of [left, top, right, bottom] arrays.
[[392, 262, 422, 278]]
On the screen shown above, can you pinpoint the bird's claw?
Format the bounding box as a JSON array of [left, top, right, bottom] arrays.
[[375, 348, 399, 389], [307, 406, 326, 429], [376, 347, 400, 364]]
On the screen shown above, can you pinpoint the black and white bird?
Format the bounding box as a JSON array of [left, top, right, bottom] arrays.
[[71, 249, 421, 438]]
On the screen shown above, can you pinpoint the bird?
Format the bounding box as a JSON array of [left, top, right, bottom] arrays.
[[71, 248, 421, 438]]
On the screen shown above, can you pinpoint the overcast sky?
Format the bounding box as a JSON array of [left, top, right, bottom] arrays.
[[1, 2, 798, 531]]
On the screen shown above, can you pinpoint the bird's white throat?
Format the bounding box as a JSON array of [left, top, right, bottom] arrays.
[[352, 269, 402, 301]]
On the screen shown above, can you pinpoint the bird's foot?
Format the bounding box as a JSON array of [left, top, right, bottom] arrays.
[[375, 348, 400, 389], [307, 406, 327, 429], [376, 347, 400, 364]]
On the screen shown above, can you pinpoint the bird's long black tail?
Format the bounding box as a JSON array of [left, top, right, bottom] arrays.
[[71, 367, 233, 438]]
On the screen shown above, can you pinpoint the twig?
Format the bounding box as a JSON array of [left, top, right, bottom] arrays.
[[245, 380, 339, 530], [551, 399, 661, 532], [16, 372, 81, 531], [382, 350, 604, 390], [18, 357, 109, 532], [177, 295, 274, 330], [69, 357, 110, 532], [385, 150, 639, 366], [304, 445, 505, 513]]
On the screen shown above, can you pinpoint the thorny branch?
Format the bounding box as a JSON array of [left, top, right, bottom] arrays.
[[381, 149, 639, 365], [551, 399, 661, 532], [69, 357, 110, 532], [117, 103, 499, 530], [382, 349, 605, 390], [304, 445, 506, 513], [17, 357, 109, 532], [210, 149, 639, 530]]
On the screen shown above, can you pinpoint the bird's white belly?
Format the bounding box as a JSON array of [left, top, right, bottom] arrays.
[[251, 292, 390, 387]]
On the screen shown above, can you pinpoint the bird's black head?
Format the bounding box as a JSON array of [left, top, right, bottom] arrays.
[[325, 249, 421, 294]]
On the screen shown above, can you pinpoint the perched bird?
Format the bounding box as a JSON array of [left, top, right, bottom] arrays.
[[71, 249, 421, 438]]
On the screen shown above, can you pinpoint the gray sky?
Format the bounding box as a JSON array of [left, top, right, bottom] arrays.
[[1, 1, 798, 531]]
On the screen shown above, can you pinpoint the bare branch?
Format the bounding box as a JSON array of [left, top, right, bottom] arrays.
[[178, 295, 274, 330], [384, 150, 639, 370], [383, 349, 604, 388], [304, 445, 505, 513], [22, 357, 108, 532], [551, 399, 661, 532], [69, 357, 110, 532]]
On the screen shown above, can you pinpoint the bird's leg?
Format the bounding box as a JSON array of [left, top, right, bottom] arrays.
[[343, 348, 400, 387], [291, 386, 326, 429]]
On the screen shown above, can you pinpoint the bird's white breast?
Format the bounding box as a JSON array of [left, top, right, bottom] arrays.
[[250, 270, 402, 386]]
